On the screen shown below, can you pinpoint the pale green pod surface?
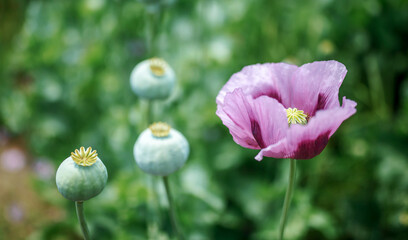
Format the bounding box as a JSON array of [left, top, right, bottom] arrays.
[[56, 148, 108, 201], [134, 123, 189, 176], [130, 58, 176, 100]]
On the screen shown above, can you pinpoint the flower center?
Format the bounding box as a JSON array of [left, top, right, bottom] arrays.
[[149, 58, 167, 77], [149, 122, 171, 137], [71, 146, 98, 166], [286, 108, 308, 125]]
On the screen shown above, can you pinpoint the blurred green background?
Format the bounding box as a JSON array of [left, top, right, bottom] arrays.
[[1, 0, 408, 239]]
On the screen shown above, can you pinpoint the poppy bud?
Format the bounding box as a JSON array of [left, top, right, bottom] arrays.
[[130, 58, 176, 100], [134, 122, 189, 176], [56, 147, 108, 201]]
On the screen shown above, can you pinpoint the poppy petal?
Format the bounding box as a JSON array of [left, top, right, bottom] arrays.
[[217, 89, 259, 149], [287, 97, 357, 159], [217, 89, 288, 150], [255, 139, 291, 161], [290, 61, 347, 116], [216, 63, 298, 108]]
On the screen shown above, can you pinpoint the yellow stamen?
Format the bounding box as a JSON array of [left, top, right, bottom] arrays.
[[149, 122, 171, 137], [286, 108, 308, 125], [71, 146, 98, 166], [149, 57, 167, 77]]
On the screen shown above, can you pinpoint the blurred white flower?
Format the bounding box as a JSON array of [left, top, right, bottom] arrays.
[[85, 0, 105, 11], [209, 37, 232, 63], [204, 2, 225, 26], [173, 18, 194, 41]]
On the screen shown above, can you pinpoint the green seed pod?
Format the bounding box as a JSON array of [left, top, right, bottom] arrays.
[[56, 147, 108, 201], [134, 122, 189, 176], [130, 58, 176, 100]]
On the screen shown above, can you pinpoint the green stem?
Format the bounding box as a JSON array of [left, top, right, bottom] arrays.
[[145, 5, 161, 57], [75, 201, 91, 240], [162, 176, 183, 240], [278, 159, 297, 240], [146, 175, 161, 239], [146, 11, 154, 56], [146, 100, 153, 126], [145, 101, 159, 240]]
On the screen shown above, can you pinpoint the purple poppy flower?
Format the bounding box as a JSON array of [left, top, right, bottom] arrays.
[[216, 60, 357, 160]]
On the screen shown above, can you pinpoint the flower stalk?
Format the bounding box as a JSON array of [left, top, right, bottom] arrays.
[[145, 101, 158, 240], [146, 12, 156, 56], [146, 100, 153, 126], [163, 176, 183, 240], [75, 201, 91, 240], [278, 159, 296, 240]]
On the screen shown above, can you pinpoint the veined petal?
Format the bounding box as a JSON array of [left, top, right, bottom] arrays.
[[216, 60, 357, 161], [216, 89, 288, 150], [217, 89, 258, 149], [216, 63, 298, 107], [250, 95, 288, 148], [290, 60, 347, 116], [287, 97, 357, 159], [255, 139, 291, 161]]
